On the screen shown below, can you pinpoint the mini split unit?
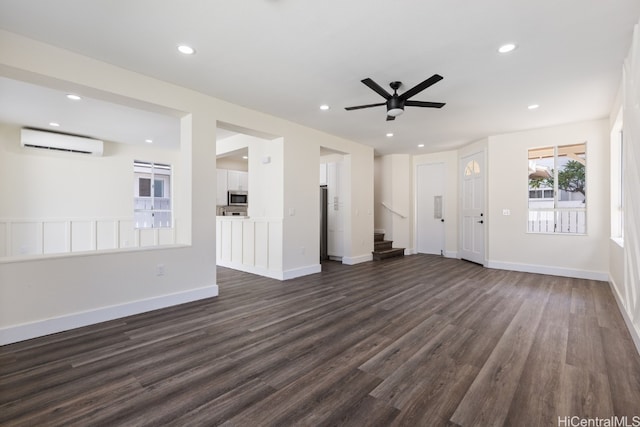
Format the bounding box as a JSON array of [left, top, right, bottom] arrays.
[[20, 128, 104, 156]]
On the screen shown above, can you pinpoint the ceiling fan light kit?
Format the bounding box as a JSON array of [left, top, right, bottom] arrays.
[[345, 74, 445, 121]]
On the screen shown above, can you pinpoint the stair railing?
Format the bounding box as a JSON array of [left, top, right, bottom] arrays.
[[381, 202, 408, 219]]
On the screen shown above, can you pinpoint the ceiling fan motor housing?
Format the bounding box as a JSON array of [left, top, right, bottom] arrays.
[[387, 96, 404, 116]]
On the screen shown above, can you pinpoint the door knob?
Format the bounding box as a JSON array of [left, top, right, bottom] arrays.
[[441, 219, 445, 222], [477, 220, 484, 224]]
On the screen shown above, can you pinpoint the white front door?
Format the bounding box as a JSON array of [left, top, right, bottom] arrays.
[[460, 152, 485, 264], [416, 163, 445, 255]]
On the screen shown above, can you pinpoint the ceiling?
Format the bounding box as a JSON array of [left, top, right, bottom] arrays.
[[0, 1, 639, 155]]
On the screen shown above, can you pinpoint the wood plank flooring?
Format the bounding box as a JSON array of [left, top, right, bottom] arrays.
[[1, 255, 639, 426]]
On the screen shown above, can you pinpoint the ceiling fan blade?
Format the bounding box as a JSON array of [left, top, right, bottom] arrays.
[[386, 115, 395, 121], [361, 78, 392, 100], [344, 102, 386, 111], [405, 100, 446, 108], [400, 74, 443, 101]]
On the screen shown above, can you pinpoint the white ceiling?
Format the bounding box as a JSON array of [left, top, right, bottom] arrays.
[[1, 1, 639, 155]]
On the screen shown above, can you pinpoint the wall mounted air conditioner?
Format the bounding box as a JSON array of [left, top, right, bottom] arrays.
[[20, 128, 104, 156]]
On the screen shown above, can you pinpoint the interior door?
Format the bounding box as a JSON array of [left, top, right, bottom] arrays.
[[416, 163, 445, 255], [460, 152, 485, 264]]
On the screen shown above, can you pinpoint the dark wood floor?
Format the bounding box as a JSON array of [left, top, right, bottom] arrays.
[[1, 255, 639, 426]]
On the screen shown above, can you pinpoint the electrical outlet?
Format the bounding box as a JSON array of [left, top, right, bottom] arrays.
[[502, 209, 511, 216], [156, 264, 165, 276]]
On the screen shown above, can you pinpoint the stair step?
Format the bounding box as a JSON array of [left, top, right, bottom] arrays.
[[372, 248, 405, 261], [374, 240, 393, 250], [374, 233, 385, 242]]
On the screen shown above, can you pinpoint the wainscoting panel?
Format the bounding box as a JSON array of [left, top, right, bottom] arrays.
[[71, 221, 94, 252], [97, 220, 118, 251], [216, 217, 283, 279], [0, 218, 177, 260], [43, 221, 68, 254]]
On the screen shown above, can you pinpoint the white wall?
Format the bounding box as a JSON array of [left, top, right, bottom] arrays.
[[373, 154, 412, 251], [0, 123, 182, 256], [609, 22, 640, 351], [0, 29, 375, 343], [216, 157, 248, 171], [0, 124, 183, 219], [486, 120, 610, 279]]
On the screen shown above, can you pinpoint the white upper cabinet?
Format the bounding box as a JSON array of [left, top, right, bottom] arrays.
[[227, 170, 248, 191], [216, 169, 228, 206]]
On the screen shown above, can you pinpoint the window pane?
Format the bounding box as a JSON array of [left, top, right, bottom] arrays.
[[154, 179, 164, 198], [139, 178, 151, 197], [528, 147, 553, 209], [527, 143, 586, 234], [556, 143, 586, 208]]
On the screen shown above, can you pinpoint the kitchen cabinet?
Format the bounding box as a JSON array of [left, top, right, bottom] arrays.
[[227, 170, 248, 191], [217, 169, 248, 206], [326, 161, 344, 258], [319, 163, 327, 185], [216, 169, 228, 206]]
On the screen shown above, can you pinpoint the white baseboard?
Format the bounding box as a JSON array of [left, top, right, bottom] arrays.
[[404, 248, 417, 256], [342, 253, 373, 265], [444, 251, 458, 259], [374, 229, 386, 234], [486, 260, 608, 281], [608, 276, 640, 356], [283, 264, 322, 280], [217, 260, 283, 280], [0, 285, 218, 346]]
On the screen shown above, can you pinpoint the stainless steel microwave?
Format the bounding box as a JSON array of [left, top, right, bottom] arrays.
[[228, 191, 248, 206]]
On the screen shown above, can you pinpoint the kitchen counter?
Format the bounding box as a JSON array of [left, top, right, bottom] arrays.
[[216, 215, 249, 219]]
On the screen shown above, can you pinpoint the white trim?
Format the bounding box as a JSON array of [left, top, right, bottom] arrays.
[[217, 259, 283, 280], [374, 229, 386, 235], [487, 260, 608, 281], [404, 248, 417, 256], [0, 285, 218, 345], [216, 260, 321, 281], [342, 253, 373, 265], [444, 250, 458, 258], [609, 276, 640, 356], [283, 264, 322, 279]]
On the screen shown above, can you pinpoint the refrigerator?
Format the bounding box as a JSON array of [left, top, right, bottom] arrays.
[[319, 185, 328, 261]]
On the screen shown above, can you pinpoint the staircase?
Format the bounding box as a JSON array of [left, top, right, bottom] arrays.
[[372, 232, 405, 261]]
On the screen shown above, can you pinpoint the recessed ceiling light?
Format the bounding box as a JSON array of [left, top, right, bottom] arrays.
[[145, 139, 153, 143], [319, 104, 330, 111], [528, 104, 540, 110], [242, 156, 249, 160], [386, 133, 394, 137], [49, 122, 60, 127], [418, 144, 425, 148], [66, 94, 81, 101], [498, 43, 517, 54], [177, 45, 195, 55]]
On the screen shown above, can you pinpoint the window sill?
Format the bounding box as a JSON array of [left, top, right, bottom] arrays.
[[610, 237, 624, 248], [0, 244, 190, 265]]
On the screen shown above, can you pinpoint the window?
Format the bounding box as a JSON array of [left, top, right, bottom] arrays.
[[134, 161, 172, 228], [528, 143, 586, 234]]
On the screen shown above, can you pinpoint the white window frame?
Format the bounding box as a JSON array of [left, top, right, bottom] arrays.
[[527, 143, 587, 235], [134, 161, 173, 229]]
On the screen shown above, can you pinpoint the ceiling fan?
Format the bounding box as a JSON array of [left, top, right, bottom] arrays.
[[345, 74, 445, 121]]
